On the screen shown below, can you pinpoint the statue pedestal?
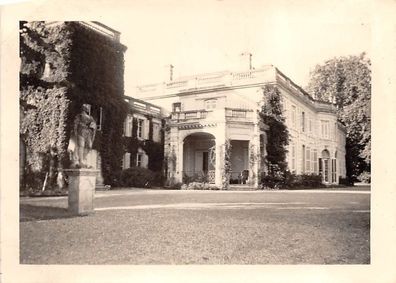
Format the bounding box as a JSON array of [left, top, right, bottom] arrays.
[[63, 169, 99, 215]]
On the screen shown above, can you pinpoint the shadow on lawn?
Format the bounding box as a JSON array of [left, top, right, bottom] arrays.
[[20, 204, 82, 222]]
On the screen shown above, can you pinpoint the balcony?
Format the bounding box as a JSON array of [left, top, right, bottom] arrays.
[[170, 108, 254, 124], [225, 108, 254, 122], [171, 109, 208, 121]]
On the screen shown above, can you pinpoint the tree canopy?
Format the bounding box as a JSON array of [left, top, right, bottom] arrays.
[[307, 53, 371, 182]]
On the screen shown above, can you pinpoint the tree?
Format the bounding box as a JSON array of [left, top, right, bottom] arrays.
[[307, 53, 371, 182], [260, 85, 289, 175]]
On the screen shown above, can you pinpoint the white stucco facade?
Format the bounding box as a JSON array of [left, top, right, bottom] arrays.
[[135, 63, 346, 188]]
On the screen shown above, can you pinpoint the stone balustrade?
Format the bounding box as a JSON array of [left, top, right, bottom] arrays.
[[136, 66, 275, 97], [170, 108, 254, 123]]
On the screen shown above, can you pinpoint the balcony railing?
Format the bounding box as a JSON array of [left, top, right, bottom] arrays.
[[171, 110, 208, 121], [136, 66, 275, 97], [170, 108, 254, 123], [225, 108, 254, 122]]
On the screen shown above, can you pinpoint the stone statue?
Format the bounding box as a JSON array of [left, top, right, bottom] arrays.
[[72, 104, 96, 168]]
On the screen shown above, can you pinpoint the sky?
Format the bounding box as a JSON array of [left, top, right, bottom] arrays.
[[101, 0, 371, 98]]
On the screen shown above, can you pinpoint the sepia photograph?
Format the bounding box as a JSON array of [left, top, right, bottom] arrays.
[[1, 0, 396, 282]]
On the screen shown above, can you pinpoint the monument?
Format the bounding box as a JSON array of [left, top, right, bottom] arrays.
[[63, 104, 99, 215]]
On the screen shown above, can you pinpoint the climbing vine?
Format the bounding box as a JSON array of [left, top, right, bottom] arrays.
[[20, 21, 128, 191], [220, 140, 232, 190], [259, 85, 289, 177]]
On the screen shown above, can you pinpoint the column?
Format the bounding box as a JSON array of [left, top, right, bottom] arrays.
[[214, 116, 227, 189], [176, 138, 184, 183], [167, 127, 180, 184], [249, 111, 261, 188], [214, 136, 225, 188], [248, 137, 260, 188]]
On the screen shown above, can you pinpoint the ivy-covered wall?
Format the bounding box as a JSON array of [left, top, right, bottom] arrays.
[[122, 111, 165, 174], [20, 21, 128, 191]]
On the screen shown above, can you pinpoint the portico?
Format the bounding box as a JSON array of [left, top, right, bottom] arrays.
[[165, 106, 266, 189]]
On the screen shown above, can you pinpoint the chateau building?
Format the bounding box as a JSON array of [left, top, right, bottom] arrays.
[[134, 54, 346, 188]]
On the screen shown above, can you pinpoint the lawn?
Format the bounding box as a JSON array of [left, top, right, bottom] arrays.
[[20, 188, 370, 264]]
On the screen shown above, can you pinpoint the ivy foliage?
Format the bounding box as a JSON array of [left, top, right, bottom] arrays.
[[259, 85, 289, 175], [123, 114, 164, 176], [20, 21, 128, 190], [306, 53, 371, 181]]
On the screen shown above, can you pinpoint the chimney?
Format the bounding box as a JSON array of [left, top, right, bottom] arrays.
[[163, 64, 174, 82], [239, 52, 252, 70]]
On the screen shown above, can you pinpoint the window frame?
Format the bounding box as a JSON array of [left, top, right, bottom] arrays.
[[136, 153, 143, 167], [291, 105, 297, 128], [137, 118, 144, 139]]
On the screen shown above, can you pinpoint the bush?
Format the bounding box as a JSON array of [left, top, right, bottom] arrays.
[[260, 174, 284, 189], [339, 176, 354, 186], [358, 171, 371, 183], [119, 167, 155, 188], [163, 177, 182, 189], [297, 174, 323, 188], [181, 182, 219, 190], [260, 171, 324, 190], [183, 172, 208, 184]]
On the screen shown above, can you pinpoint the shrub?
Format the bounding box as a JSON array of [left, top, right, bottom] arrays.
[[163, 177, 182, 190], [260, 171, 324, 190], [119, 167, 154, 188], [299, 174, 323, 188], [260, 174, 284, 189], [181, 182, 219, 190], [358, 171, 371, 184], [339, 176, 354, 186], [183, 172, 208, 184]]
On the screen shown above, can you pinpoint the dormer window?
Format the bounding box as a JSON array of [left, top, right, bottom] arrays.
[[205, 99, 217, 110]]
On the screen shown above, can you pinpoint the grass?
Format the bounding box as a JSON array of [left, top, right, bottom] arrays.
[[20, 189, 370, 264]]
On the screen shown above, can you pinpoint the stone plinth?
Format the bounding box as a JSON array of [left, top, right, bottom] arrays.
[[63, 169, 99, 215]]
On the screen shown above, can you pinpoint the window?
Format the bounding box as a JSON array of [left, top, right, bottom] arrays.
[[313, 149, 318, 173], [334, 122, 337, 140], [306, 146, 311, 173], [123, 152, 131, 169], [301, 111, 305, 132], [291, 144, 296, 173], [172, 102, 181, 112], [331, 159, 337, 183], [321, 120, 330, 138], [85, 104, 103, 131], [291, 105, 297, 128], [205, 99, 217, 110], [137, 119, 144, 138], [309, 118, 312, 134], [136, 153, 143, 167], [302, 145, 305, 173], [95, 107, 103, 131], [152, 122, 161, 142], [124, 115, 133, 137]]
